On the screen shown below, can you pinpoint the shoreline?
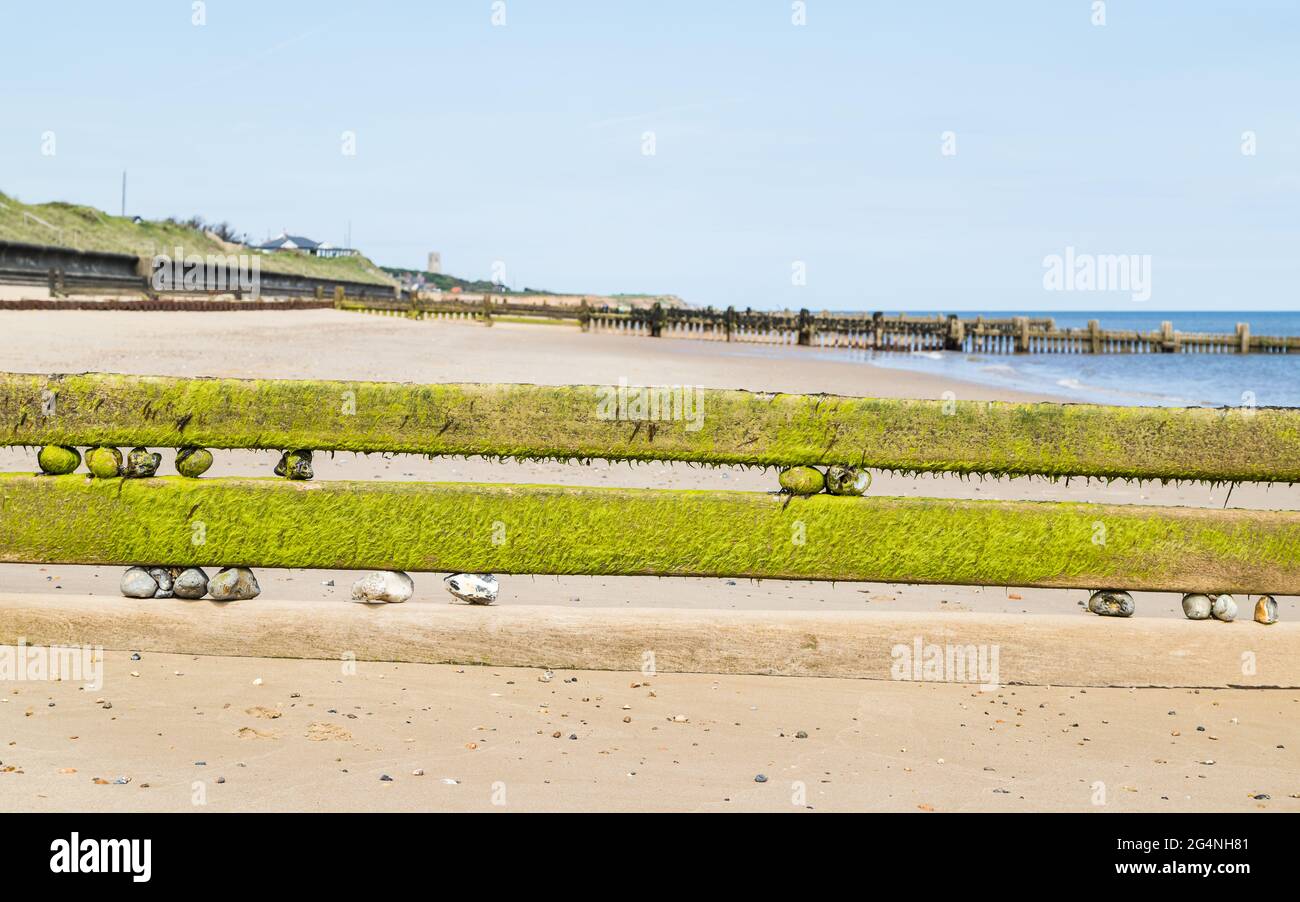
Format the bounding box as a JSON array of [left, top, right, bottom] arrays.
[[0, 308, 1062, 403]]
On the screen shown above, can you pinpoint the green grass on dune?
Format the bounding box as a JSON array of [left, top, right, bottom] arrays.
[[0, 190, 395, 286]]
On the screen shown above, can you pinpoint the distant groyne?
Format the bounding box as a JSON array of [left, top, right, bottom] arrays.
[[344, 298, 1299, 355]]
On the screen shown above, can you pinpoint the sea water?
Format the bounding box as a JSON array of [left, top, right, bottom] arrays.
[[813, 311, 1300, 408]]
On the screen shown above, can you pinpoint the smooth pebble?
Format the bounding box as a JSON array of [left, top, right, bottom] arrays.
[[1181, 593, 1213, 620], [208, 567, 261, 601], [1254, 595, 1278, 625], [173, 567, 209, 600], [351, 570, 414, 604], [120, 567, 157, 598], [1211, 594, 1237, 622], [37, 445, 80, 475]]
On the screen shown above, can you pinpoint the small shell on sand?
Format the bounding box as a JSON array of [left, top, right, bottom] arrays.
[[1181, 593, 1213, 620], [37, 445, 80, 475], [1087, 590, 1134, 617], [778, 466, 824, 495], [1254, 595, 1278, 625], [1211, 594, 1238, 622]]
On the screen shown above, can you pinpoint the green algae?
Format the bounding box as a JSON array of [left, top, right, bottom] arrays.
[[3, 372, 1300, 482], [175, 447, 213, 478], [779, 466, 824, 495], [273, 449, 313, 480], [84, 446, 121, 479], [36, 445, 80, 475], [1, 474, 1298, 593]]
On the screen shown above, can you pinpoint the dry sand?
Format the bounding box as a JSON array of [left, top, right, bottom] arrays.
[[4, 651, 1296, 812], [1, 308, 1297, 811]]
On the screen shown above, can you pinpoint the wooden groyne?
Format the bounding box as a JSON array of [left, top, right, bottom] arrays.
[[342, 298, 1298, 355], [589, 308, 1300, 355], [8, 372, 1300, 481], [5, 371, 1297, 686]]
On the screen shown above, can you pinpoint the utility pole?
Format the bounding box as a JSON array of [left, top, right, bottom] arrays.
[[120, 171, 126, 217]]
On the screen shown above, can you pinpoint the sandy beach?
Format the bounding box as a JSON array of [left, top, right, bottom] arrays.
[[1, 309, 1297, 812]]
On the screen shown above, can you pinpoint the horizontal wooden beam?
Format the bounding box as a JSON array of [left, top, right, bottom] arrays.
[[1, 595, 1293, 688], [2, 372, 1299, 480], [3, 475, 1299, 593]]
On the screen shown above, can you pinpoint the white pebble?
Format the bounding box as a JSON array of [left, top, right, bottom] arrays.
[[444, 573, 498, 605], [350, 570, 414, 604]]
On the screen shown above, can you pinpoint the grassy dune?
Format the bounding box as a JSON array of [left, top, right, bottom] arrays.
[[0, 191, 395, 286]]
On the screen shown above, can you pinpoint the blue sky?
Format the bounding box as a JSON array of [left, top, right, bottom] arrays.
[[2, 0, 1297, 311]]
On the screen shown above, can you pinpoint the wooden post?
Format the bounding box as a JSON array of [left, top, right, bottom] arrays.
[[725, 306, 735, 342], [481, 294, 493, 327], [1088, 320, 1101, 354], [1238, 322, 1250, 354], [333, 286, 345, 307], [1160, 320, 1176, 353], [650, 302, 664, 337], [797, 308, 812, 346], [577, 299, 591, 332], [945, 315, 965, 351], [1014, 316, 1030, 353]]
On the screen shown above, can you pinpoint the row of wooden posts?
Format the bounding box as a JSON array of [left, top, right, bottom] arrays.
[[342, 297, 1299, 354]]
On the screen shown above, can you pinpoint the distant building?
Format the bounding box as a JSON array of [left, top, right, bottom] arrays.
[[427, 251, 442, 274], [255, 231, 357, 258]]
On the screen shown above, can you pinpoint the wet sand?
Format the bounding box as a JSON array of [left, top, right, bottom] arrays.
[[0, 309, 1297, 811]]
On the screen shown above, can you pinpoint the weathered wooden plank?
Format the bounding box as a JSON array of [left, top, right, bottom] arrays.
[[3, 372, 1300, 480], [1, 595, 1293, 688], [2, 475, 1299, 593]]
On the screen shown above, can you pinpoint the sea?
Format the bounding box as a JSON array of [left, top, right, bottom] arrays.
[[808, 311, 1300, 408]]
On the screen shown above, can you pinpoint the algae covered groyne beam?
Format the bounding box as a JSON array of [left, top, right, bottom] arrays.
[[3, 475, 1299, 593], [4, 372, 1300, 481]]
